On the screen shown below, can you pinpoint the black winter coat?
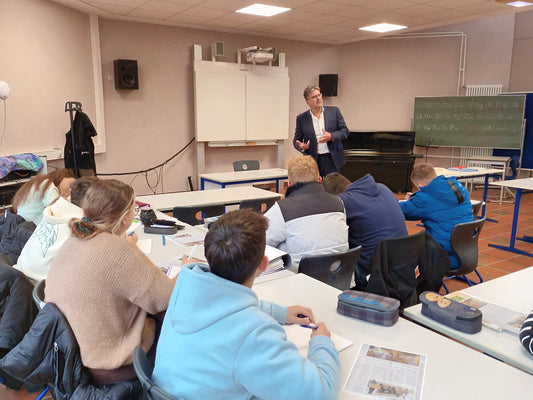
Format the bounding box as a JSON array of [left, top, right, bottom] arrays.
[[0, 303, 143, 400]]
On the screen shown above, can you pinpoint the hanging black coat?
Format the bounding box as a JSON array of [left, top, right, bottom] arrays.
[[64, 111, 97, 175]]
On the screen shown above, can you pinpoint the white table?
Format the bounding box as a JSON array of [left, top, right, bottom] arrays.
[[404, 267, 533, 375], [489, 177, 533, 257], [135, 212, 293, 283], [137, 187, 281, 213], [435, 167, 506, 220], [467, 156, 512, 204], [254, 273, 533, 398], [199, 168, 288, 192]]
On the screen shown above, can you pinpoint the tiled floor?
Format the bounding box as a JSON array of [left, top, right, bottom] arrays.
[[2, 185, 532, 399]]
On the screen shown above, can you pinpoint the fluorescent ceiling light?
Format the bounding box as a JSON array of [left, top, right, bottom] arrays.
[[505, 1, 533, 6], [495, 0, 533, 6], [359, 23, 407, 33], [236, 4, 291, 17]]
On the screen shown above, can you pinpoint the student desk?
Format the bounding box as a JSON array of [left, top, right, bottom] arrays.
[[136, 187, 282, 213], [199, 168, 288, 192], [135, 213, 293, 284], [404, 267, 533, 375], [488, 177, 533, 257], [466, 155, 512, 204], [434, 167, 506, 220], [254, 273, 533, 398]]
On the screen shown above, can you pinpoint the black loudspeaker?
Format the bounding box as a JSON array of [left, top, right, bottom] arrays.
[[114, 59, 139, 90], [319, 74, 338, 97]]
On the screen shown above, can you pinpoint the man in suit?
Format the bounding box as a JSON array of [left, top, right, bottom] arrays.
[[293, 85, 349, 177]]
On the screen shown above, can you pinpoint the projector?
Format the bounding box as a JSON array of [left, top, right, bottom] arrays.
[[246, 50, 274, 63]]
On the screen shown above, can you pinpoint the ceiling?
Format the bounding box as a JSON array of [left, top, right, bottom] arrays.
[[50, 0, 533, 45]]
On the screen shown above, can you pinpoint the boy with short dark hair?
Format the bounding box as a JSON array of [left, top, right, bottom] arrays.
[[153, 209, 341, 400], [400, 162, 474, 269]]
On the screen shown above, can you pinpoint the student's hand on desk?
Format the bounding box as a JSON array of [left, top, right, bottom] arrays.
[[286, 306, 315, 325], [296, 140, 310, 150], [311, 322, 331, 338], [124, 232, 138, 245]]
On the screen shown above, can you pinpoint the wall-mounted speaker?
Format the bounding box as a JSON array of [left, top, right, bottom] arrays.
[[114, 59, 139, 90], [319, 74, 338, 97]]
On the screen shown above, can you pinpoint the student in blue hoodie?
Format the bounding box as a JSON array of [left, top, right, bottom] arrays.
[[400, 163, 474, 269], [152, 209, 341, 400]]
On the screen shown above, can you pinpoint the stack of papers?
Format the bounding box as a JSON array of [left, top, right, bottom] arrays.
[[262, 245, 288, 276]]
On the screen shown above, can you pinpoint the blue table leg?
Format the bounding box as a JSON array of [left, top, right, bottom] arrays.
[[488, 189, 533, 257], [201, 178, 205, 190], [518, 236, 533, 243], [480, 175, 498, 223]]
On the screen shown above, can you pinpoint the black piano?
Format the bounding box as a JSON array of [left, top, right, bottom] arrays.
[[340, 131, 416, 193]]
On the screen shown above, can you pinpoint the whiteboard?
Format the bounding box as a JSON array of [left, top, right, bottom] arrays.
[[194, 60, 289, 143], [194, 71, 246, 142], [246, 75, 289, 141]]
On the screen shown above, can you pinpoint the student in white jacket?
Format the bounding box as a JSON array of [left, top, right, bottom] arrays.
[[15, 177, 97, 283]]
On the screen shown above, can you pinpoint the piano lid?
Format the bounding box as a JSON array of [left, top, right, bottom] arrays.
[[343, 131, 415, 154]]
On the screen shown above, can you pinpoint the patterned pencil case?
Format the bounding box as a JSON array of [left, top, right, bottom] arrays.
[[337, 290, 400, 326], [419, 291, 482, 334]]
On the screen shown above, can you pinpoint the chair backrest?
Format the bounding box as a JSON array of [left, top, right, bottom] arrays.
[[297, 246, 362, 290], [172, 205, 225, 226], [448, 217, 486, 277], [233, 160, 260, 171], [471, 200, 483, 217], [239, 198, 276, 214], [32, 279, 46, 310], [133, 346, 177, 400], [365, 231, 450, 310]]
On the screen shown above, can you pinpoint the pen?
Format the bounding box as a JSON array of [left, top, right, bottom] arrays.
[[127, 231, 135, 236], [162, 235, 166, 246], [187, 244, 198, 261], [300, 324, 318, 330], [482, 321, 503, 333]]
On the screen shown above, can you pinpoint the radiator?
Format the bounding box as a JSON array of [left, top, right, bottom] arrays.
[[460, 84, 503, 178], [465, 84, 502, 96]]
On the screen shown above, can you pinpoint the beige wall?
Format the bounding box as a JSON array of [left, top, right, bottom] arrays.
[[0, 0, 95, 158], [510, 11, 533, 91], [2, 0, 532, 194]]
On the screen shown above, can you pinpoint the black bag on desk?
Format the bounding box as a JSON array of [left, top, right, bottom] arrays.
[[337, 290, 400, 326]]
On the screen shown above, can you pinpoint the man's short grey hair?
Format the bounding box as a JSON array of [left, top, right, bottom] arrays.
[[303, 85, 321, 100]]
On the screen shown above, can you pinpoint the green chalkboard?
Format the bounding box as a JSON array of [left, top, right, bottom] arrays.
[[414, 95, 526, 148]]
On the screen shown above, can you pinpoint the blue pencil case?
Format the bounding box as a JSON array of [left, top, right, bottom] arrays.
[[337, 290, 400, 326]]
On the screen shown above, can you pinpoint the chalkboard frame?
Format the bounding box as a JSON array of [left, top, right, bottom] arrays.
[[413, 95, 526, 149]]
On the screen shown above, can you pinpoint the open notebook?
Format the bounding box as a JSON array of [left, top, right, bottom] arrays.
[[284, 324, 352, 355]]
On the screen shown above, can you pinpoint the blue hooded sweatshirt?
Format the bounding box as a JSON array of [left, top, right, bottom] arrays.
[[399, 175, 474, 268], [152, 264, 341, 400]]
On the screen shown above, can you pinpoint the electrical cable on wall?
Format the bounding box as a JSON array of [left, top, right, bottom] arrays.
[[98, 137, 195, 193], [0, 81, 10, 148]]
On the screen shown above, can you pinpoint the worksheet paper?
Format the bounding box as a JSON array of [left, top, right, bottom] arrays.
[[344, 343, 426, 400], [284, 325, 352, 356]]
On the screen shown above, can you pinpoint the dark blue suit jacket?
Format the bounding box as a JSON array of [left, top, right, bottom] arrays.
[[292, 106, 349, 170]]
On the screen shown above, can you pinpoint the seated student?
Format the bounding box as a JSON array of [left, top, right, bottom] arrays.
[[14, 176, 98, 283], [399, 162, 474, 269], [323, 173, 408, 289], [11, 168, 76, 225], [520, 310, 533, 356], [264, 155, 348, 266], [153, 209, 341, 400], [45, 179, 175, 384]]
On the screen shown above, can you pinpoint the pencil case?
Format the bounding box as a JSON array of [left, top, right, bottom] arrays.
[[144, 225, 178, 235], [419, 291, 482, 334], [337, 290, 400, 326]]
